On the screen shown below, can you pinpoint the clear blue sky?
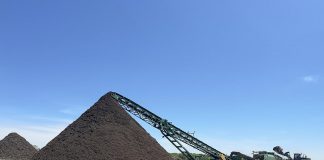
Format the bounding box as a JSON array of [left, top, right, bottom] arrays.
[[0, 0, 323, 159]]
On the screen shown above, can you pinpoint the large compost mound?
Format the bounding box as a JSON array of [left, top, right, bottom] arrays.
[[32, 92, 173, 160], [0, 132, 37, 160]]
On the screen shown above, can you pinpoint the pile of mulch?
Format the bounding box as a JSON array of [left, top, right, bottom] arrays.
[[32, 92, 173, 160], [0, 132, 37, 160]]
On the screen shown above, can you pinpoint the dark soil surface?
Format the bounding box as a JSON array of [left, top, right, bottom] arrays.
[[0, 132, 37, 160], [32, 92, 173, 160]]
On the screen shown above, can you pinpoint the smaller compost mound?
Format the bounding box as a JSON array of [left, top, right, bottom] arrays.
[[0, 132, 37, 160]]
